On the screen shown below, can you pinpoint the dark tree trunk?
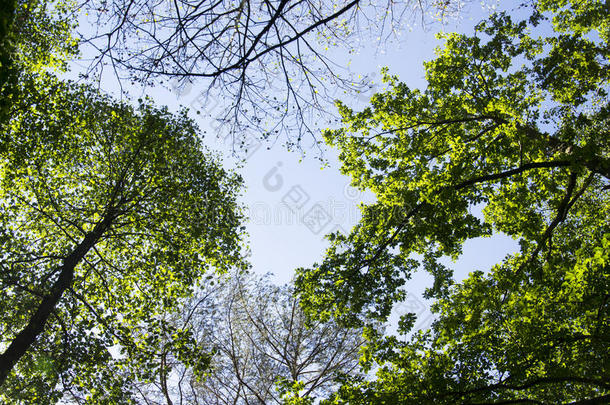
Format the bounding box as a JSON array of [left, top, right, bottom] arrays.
[[0, 214, 113, 386]]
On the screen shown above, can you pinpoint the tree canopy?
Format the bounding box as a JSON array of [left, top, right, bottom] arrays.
[[295, 0, 609, 403], [0, 2, 255, 402], [1, 0, 609, 403], [0, 73, 246, 402]]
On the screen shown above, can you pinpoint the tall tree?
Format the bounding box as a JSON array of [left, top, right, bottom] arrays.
[[133, 273, 364, 405], [295, 0, 609, 403], [0, 73, 246, 403], [78, 0, 466, 148]]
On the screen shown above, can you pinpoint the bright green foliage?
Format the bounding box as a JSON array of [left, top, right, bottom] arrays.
[[0, 74, 246, 403], [8, 0, 77, 70], [278, 380, 315, 405], [0, 0, 77, 123], [296, 1, 609, 403]]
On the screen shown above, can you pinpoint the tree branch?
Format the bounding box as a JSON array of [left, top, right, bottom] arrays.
[[454, 160, 572, 190]]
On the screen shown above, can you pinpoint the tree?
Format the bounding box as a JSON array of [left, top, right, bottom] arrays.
[[0, 73, 246, 403], [134, 273, 364, 405], [295, 0, 609, 403], [78, 0, 465, 148]]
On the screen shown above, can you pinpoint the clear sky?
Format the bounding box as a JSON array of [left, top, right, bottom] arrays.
[[70, 0, 517, 330]]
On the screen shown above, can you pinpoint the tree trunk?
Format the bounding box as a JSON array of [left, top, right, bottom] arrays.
[[0, 214, 113, 386]]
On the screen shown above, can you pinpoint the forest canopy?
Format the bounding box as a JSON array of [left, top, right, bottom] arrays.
[[296, 0, 609, 403], [0, 0, 608, 404]]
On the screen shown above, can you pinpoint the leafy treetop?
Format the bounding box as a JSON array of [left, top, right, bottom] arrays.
[[0, 73, 247, 403], [296, 0, 609, 403]]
